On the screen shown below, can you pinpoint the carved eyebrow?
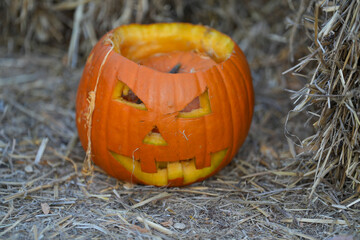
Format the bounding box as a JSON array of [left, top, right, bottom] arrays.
[[112, 81, 147, 110], [178, 89, 212, 118]]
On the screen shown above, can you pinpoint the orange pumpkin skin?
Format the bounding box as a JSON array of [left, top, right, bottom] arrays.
[[76, 23, 254, 187]]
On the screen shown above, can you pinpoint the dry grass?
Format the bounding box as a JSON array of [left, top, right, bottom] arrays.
[[0, 0, 359, 239]]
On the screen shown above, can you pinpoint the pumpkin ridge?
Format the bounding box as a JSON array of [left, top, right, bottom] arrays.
[[213, 65, 236, 165], [93, 49, 122, 178], [227, 57, 251, 128], [193, 72, 210, 169], [76, 40, 107, 163], [227, 59, 250, 118], [230, 51, 254, 122], [84, 41, 114, 176]]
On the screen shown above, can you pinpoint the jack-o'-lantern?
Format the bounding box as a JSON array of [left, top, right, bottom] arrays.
[[76, 23, 254, 186]]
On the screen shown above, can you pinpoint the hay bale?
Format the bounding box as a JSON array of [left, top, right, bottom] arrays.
[[289, 0, 360, 196]]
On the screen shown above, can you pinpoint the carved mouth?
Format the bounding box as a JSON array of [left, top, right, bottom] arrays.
[[110, 149, 228, 186]]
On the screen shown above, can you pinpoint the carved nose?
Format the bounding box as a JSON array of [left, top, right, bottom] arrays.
[[143, 126, 167, 146]]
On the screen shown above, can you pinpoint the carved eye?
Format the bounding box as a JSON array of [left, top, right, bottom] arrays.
[[113, 81, 147, 110], [178, 89, 212, 118]]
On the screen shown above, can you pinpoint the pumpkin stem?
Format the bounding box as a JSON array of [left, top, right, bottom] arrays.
[[169, 63, 181, 73]]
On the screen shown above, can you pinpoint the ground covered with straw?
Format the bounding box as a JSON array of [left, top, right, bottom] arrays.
[[0, 0, 359, 239]]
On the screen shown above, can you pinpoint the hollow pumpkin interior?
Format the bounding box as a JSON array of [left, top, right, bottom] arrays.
[[111, 23, 235, 65]]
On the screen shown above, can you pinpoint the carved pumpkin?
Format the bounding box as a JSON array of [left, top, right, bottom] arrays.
[[76, 23, 254, 186]]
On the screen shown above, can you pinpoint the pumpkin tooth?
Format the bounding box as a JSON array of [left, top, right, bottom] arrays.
[[167, 161, 183, 180], [110, 151, 168, 186], [181, 149, 228, 184]]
